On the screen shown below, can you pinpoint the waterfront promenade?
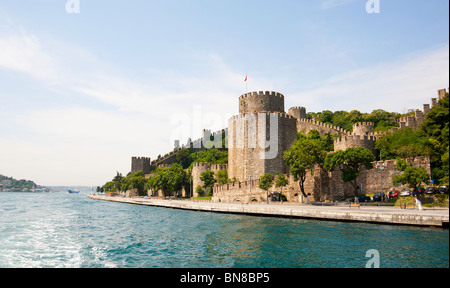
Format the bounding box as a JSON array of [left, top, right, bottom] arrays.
[[87, 195, 449, 228]]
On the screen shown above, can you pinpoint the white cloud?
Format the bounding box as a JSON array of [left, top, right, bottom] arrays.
[[289, 45, 450, 113], [0, 30, 60, 82], [0, 24, 246, 186]]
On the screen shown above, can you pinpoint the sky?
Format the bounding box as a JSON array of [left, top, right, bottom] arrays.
[[0, 0, 449, 186]]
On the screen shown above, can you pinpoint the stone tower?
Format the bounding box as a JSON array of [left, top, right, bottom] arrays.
[[131, 157, 152, 174], [334, 122, 376, 155], [228, 91, 297, 182], [288, 106, 307, 120]]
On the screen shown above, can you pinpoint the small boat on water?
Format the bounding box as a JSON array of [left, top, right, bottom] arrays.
[[67, 189, 80, 194]]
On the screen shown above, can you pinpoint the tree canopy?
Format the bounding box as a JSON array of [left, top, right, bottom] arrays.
[[324, 147, 375, 196], [148, 163, 190, 197], [200, 170, 216, 196], [284, 130, 329, 200], [375, 92, 449, 184], [307, 109, 400, 133], [176, 148, 228, 169]]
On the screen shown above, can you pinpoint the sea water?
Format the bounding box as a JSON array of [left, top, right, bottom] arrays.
[[0, 192, 448, 268]]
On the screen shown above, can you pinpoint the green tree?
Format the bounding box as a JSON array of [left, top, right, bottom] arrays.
[[200, 170, 216, 196], [375, 127, 432, 160], [150, 164, 189, 197], [393, 159, 430, 210], [190, 148, 228, 167], [275, 172, 289, 200], [319, 110, 334, 124], [324, 147, 375, 197], [112, 172, 123, 192], [195, 185, 204, 196], [348, 110, 363, 124], [363, 109, 399, 131], [176, 148, 192, 169], [103, 181, 114, 192], [259, 173, 274, 204], [121, 171, 147, 196], [333, 110, 352, 132], [442, 149, 449, 184], [283, 137, 327, 202], [215, 170, 229, 185], [420, 93, 449, 183]]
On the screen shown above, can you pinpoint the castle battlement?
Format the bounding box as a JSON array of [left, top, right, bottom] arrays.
[[289, 106, 306, 110], [210, 164, 228, 171], [335, 135, 378, 143], [239, 90, 285, 114], [229, 112, 295, 121], [239, 91, 284, 99], [157, 164, 171, 168], [132, 157, 151, 161], [193, 162, 228, 170], [214, 179, 260, 192], [193, 162, 209, 168], [296, 118, 351, 135], [334, 135, 377, 153], [353, 122, 374, 128]]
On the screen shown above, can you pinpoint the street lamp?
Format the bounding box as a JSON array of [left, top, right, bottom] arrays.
[[378, 149, 386, 202]]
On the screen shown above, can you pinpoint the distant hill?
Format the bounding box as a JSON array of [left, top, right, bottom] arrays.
[[0, 174, 45, 191]]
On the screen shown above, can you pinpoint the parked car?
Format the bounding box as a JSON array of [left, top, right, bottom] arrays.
[[438, 185, 449, 194], [400, 190, 412, 197], [358, 195, 371, 203], [415, 187, 425, 195], [425, 187, 438, 194], [373, 193, 384, 202], [388, 190, 399, 198], [348, 195, 371, 203]]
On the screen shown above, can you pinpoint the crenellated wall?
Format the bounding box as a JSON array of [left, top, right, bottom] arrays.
[[239, 91, 285, 114], [295, 118, 351, 136], [334, 135, 377, 154], [131, 157, 152, 174], [352, 122, 374, 135], [213, 156, 431, 203], [288, 106, 307, 120], [191, 162, 229, 197], [228, 111, 297, 182]]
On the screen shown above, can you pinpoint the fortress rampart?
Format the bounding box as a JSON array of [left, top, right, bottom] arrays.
[[352, 122, 374, 135], [295, 118, 350, 135], [129, 88, 446, 203], [192, 162, 229, 197], [228, 109, 297, 182], [239, 91, 285, 114], [213, 156, 431, 203], [334, 135, 377, 154], [131, 157, 152, 174], [288, 106, 307, 120]]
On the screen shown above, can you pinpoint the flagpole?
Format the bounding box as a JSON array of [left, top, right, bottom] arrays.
[[245, 74, 248, 93]]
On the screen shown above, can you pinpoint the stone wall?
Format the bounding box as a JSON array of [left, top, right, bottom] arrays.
[[295, 118, 350, 136], [288, 106, 306, 120], [228, 112, 297, 182], [131, 157, 152, 174], [239, 91, 285, 114], [191, 162, 229, 197], [213, 157, 431, 203], [334, 135, 377, 154]]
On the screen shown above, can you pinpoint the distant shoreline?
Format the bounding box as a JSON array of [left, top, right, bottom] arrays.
[[88, 195, 449, 228]]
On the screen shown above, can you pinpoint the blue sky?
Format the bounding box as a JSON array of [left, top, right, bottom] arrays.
[[0, 0, 449, 186]]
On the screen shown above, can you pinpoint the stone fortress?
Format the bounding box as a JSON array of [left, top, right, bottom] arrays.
[[131, 88, 448, 203]]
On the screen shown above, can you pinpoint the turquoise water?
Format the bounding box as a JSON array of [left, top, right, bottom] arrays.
[[0, 192, 448, 268]]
